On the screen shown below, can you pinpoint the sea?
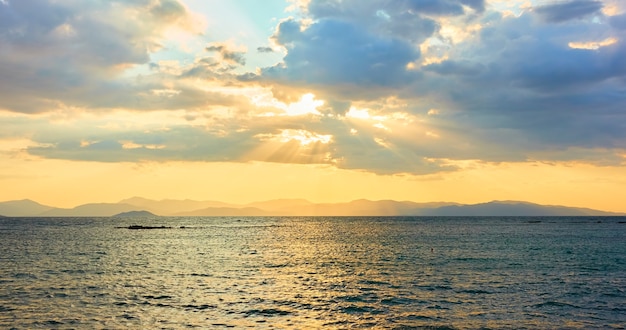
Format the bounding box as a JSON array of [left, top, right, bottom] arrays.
[[0, 216, 625, 329]]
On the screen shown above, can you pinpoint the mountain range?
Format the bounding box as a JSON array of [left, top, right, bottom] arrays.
[[0, 198, 623, 217]]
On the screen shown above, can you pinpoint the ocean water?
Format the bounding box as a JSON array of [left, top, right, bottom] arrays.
[[0, 216, 625, 329]]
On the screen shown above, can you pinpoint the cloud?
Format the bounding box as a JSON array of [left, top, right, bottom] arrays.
[[256, 0, 491, 106], [4, 109, 453, 174], [264, 18, 420, 88], [304, 0, 442, 43], [415, 9, 626, 158], [150, 0, 188, 23], [534, 0, 603, 23], [0, 0, 198, 113], [423, 60, 485, 76], [9, 108, 335, 166], [206, 42, 247, 66], [308, 0, 484, 19], [2, 0, 626, 176], [403, 0, 485, 16], [259, 1, 626, 170], [257, 46, 274, 53], [609, 13, 626, 29]]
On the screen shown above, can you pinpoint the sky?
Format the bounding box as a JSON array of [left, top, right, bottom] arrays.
[[1, 0, 626, 211]]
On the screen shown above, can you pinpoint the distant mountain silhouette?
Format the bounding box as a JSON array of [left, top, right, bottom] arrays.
[[39, 203, 141, 217], [0, 198, 623, 217], [421, 201, 622, 216], [113, 210, 157, 217], [119, 197, 237, 215], [0, 199, 55, 216], [272, 199, 461, 216]]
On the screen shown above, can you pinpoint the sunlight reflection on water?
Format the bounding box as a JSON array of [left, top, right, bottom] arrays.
[[1, 216, 625, 329]]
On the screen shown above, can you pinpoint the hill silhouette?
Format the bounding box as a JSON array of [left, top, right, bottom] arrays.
[[0, 197, 623, 217]]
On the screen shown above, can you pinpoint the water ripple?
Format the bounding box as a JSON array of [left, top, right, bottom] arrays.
[[0, 216, 624, 329]]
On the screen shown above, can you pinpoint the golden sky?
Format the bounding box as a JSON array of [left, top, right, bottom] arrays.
[[1, 0, 625, 211]]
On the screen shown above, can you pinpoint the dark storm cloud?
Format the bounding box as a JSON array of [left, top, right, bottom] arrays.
[[534, 0, 603, 23]]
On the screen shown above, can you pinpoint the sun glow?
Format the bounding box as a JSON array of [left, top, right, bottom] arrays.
[[346, 107, 371, 120], [251, 91, 324, 116], [284, 93, 324, 116], [256, 129, 332, 146], [345, 107, 389, 122], [247, 128, 334, 165]]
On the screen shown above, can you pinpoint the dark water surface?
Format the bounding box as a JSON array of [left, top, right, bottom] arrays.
[[1, 216, 625, 329]]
